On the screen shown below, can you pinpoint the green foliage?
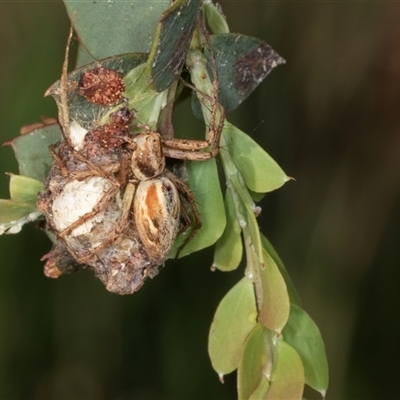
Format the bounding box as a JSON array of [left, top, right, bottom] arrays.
[[0, 1, 329, 398], [148, 0, 200, 91], [208, 277, 258, 376]]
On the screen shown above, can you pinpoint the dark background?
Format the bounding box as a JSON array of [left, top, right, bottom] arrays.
[[1, 1, 399, 399]]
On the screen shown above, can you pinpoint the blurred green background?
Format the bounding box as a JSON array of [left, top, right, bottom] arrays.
[[1, 1, 400, 399]]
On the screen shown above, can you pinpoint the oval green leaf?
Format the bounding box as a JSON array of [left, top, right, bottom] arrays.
[[266, 339, 304, 400], [9, 174, 44, 205], [213, 188, 243, 271], [64, 0, 169, 58], [261, 234, 302, 307], [208, 277, 258, 376], [238, 324, 269, 400], [171, 157, 225, 258], [249, 377, 270, 400], [223, 122, 289, 193], [0, 199, 37, 223], [283, 303, 329, 396], [147, 0, 200, 91], [258, 249, 290, 333]]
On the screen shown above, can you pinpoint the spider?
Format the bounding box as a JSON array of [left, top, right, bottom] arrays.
[[37, 20, 226, 294]]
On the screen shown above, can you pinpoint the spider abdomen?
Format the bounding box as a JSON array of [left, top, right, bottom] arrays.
[[134, 176, 180, 264]]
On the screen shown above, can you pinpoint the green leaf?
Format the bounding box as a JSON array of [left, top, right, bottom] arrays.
[[75, 44, 96, 68], [123, 63, 167, 130], [204, 1, 230, 35], [147, 0, 200, 91], [238, 324, 270, 400], [9, 174, 44, 205], [213, 188, 243, 271], [208, 277, 258, 377], [223, 122, 289, 193], [9, 124, 61, 182], [283, 304, 329, 396], [0, 199, 37, 223], [258, 249, 290, 333], [64, 0, 169, 58], [209, 34, 285, 111], [266, 339, 304, 400], [171, 157, 225, 258], [261, 234, 302, 307], [249, 377, 270, 400]]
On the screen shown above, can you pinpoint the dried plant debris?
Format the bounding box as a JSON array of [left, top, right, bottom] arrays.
[[37, 25, 224, 295]]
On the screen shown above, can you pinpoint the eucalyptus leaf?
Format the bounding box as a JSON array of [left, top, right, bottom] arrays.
[[238, 324, 269, 400], [9, 174, 44, 205], [283, 303, 329, 396], [64, 0, 169, 58], [9, 124, 61, 182], [148, 0, 200, 91], [258, 249, 290, 333], [208, 34, 285, 111], [213, 188, 243, 271], [208, 277, 258, 376], [171, 158, 225, 258], [223, 122, 289, 193], [266, 339, 304, 400]]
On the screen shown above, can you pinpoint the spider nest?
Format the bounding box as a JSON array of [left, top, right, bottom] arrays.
[[37, 25, 225, 295]]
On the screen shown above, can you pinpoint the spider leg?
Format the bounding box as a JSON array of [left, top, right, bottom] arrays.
[[49, 143, 69, 176], [161, 15, 226, 161], [163, 169, 202, 258]]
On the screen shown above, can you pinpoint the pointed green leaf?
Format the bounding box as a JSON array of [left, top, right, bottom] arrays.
[[209, 277, 258, 376], [238, 324, 269, 400], [147, 0, 200, 91], [223, 122, 289, 193], [261, 234, 302, 307], [283, 304, 329, 396], [64, 0, 169, 58], [213, 188, 243, 271], [9, 124, 61, 182], [266, 339, 304, 400], [208, 34, 285, 111], [9, 174, 44, 205], [258, 249, 290, 333], [171, 157, 225, 258]]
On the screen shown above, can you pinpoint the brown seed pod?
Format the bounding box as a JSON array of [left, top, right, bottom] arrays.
[[79, 66, 125, 106]]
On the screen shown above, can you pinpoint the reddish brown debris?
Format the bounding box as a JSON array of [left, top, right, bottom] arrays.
[[79, 67, 125, 106], [83, 107, 135, 157]]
